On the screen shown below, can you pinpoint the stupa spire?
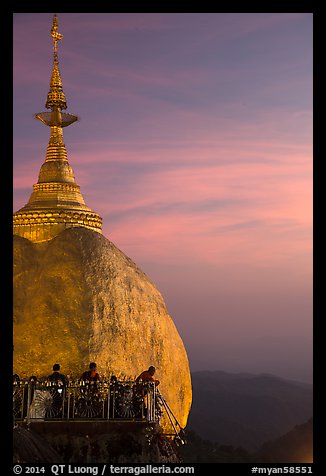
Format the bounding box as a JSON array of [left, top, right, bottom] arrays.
[[35, 14, 78, 165], [13, 14, 102, 243], [46, 13, 67, 110]]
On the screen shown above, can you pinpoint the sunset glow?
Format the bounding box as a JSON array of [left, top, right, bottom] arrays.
[[13, 13, 312, 382]]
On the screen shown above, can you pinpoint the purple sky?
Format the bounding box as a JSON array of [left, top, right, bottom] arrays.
[[13, 13, 313, 382]]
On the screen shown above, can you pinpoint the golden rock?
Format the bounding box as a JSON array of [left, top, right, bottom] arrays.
[[13, 227, 192, 429]]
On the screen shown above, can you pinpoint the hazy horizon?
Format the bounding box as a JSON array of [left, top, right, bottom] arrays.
[[13, 13, 312, 384], [187, 367, 313, 384]]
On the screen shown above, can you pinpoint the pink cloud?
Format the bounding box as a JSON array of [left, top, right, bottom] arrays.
[[92, 153, 311, 271]]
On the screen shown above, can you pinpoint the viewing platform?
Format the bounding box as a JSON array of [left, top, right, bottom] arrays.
[[13, 378, 185, 443], [14, 379, 159, 422], [13, 377, 186, 463]]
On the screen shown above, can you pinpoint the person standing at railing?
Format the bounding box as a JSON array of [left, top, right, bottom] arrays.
[[135, 366, 160, 419], [47, 363, 67, 417], [135, 366, 160, 391], [81, 362, 100, 382], [48, 363, 67, 386]]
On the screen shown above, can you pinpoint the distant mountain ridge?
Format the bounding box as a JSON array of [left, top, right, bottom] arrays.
[[187, 370, 312, 451], [180, 418, 313, 463], [256, 418, 313, 463], [192, 370, 312, 387]]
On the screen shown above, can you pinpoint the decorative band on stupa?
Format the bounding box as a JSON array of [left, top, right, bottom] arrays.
[[13, 14, 102, 243]]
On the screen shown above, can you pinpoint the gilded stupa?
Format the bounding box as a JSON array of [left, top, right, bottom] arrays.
[[13, 14, 102, 243], [13, 15, 192, 431]]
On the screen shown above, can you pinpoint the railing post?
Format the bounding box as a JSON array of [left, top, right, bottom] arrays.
[[146, 386, 150, 422], [72, 385, 75, 419], [16, 382, 25, 420], [152, 382, 155, 422], [153, 382, 156, 422], [107, 384, 110, 420], [61, 386, 66, 419], [112, 387, 115, 419], [102, 383, 105, 419], [141, 388, 144, 419], [67, 386, 70, 420], [26, 382, 31, 424]]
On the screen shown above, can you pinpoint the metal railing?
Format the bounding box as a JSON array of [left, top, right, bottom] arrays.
[[13, 379, 161, 423]]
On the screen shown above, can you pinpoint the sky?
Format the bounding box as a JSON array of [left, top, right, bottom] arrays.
[[13, 13, 313, 383]]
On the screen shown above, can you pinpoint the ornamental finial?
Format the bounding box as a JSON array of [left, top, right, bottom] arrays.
[[51, 14, 63, 62], [35, 14, 78, 126], [44, 14, 67, 111]]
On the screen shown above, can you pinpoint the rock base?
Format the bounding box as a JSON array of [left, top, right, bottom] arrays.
[[14, 421, 182, 464]]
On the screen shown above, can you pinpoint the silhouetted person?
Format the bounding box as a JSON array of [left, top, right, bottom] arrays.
[[136, 366, 160, 390], [48, 363, 67, 386], [135, 366, 160, 418], [81, 362, 100, 382]]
